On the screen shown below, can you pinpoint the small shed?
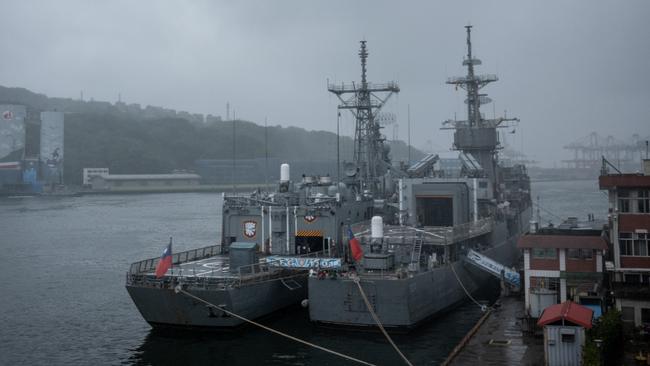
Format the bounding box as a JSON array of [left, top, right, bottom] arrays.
[[537, 301, 593, 366], [229, 242, 258, 274]]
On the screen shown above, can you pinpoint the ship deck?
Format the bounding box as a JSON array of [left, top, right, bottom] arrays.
[[158, 256, 235, 279]]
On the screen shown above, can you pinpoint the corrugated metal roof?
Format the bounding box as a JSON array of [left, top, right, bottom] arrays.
[[98, 174, 200, 181], [517, 234, 607, 250], [537, 301, 593, 329]]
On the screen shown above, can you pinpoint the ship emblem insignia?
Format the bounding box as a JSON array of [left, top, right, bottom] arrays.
[[2, 111, 13, 120], [304, 215, 316, 223], [243, 221, 257, 238]]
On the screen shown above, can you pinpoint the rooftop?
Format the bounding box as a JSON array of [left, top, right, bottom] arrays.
[[599, 174, 650, 189], [537, 301, 593, 329], [517, 234, 607, 250]]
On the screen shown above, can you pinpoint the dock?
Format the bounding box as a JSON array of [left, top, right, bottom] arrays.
[[444, 296, 544, 366]]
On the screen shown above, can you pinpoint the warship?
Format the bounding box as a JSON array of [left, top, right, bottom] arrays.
[[125, 164, 373, 328], [307, 26, 533, 329], [125, 39, 400, 329]]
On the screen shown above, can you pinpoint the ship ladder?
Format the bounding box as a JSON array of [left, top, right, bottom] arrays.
[[409, 238, 423, 271], [280, 278, 302, 290]]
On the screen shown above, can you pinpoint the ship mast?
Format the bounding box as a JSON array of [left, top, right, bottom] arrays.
[[442, 26, 519, 182], [328, 41, 400, 196]]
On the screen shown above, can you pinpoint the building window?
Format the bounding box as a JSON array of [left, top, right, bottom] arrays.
[[642, 309, 650, 324], [639, 190, 650, 213], [561, 334, 575, 343], [532, 248, 557, 259], [619, 191, 631, 213], [567, 249, 593, 260], [621, 232, 649, 256], [622, 306, 635, 322], [625, 273, 641, 284]]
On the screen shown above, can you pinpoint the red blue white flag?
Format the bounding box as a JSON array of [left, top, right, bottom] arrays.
[[347, 226, 363, 262], [155, 239, 173, 278]]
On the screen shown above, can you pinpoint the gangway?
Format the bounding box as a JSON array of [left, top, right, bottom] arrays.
[[465, 249, 520, 289]]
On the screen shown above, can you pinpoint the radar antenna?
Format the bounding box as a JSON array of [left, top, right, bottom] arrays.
[[328, 41, 399, 195]]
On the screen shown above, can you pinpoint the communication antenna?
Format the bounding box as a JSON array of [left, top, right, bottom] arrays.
[[232, 118, 236, 194], [337, 111, 341, 184], [328, 40, 399, 195], [265, 117, 269, 189], [408, 104, 411, 164]]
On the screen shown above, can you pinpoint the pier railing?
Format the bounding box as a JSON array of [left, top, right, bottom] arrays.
[[128, 244, 222, 275]]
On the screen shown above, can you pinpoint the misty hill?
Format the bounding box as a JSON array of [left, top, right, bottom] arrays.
[[1, 85, 424, 185]]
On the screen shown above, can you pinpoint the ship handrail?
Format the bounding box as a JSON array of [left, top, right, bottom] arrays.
[[128, 244, 222, 275], [234, 250, 327, 287], [358, 217, 493, 246]]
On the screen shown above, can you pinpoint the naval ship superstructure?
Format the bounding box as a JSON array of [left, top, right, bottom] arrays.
[[307, 26, 533, 328]]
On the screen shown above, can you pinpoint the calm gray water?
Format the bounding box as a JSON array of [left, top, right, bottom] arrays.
[[0, 180, 606, 365]]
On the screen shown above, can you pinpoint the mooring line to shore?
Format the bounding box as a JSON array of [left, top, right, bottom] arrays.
[[449, 262, 487, 312], [352, 278, 414, 366], [174, 286, 377, 366]]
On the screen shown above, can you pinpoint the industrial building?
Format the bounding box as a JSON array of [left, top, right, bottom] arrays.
[[89, 173, 200, 192]]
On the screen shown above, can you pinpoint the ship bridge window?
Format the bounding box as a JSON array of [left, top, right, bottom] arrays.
[[479, 181, 488, 188]]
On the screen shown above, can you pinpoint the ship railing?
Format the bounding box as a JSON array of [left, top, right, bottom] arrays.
[[361, 218, 494, 246], [234, 250, 327, 287], [128, 244, 222, 275], [126, 271, 238, 291]]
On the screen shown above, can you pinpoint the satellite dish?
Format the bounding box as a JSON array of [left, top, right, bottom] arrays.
[[344, 163, 357, 177]]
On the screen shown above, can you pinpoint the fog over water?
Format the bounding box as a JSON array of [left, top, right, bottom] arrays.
[[1, 0, 648, 166]]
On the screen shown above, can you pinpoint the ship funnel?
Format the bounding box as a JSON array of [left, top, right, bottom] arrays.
[[280, 163, 290, 182], [371, 216, 383, 239]]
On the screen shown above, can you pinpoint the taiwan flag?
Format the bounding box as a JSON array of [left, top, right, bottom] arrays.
[[347, 226, 363, 262], [155, 239, 173, 278]]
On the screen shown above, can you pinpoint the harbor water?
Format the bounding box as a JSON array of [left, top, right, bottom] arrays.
[[0, 179, 606, 365]]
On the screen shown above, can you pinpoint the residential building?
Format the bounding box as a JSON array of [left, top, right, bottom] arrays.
[[599, 159, 650, 327], [518, 220, 607, 317]]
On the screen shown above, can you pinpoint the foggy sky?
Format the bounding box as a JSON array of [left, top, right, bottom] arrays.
[[1, 0, 648, 166]]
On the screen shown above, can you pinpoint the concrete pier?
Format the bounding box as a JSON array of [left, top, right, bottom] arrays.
[[444, 296, 544, 366]]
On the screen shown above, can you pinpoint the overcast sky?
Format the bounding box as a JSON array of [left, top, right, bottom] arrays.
[[1, 0, 648, 166]]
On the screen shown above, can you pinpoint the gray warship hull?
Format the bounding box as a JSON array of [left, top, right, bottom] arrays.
[[308, 208, 531, 328], [125, 245, 310, 329], [126, 276, 307, 329]]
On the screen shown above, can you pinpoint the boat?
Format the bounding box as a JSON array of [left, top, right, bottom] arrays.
[[126, 40, 400, 329], [125, 164, 375, 329], [307, 26, 533, 329]]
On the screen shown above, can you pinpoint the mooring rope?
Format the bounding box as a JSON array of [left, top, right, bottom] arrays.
[[174, 285, 376, 366], [449, 262, 487, 312], [352, 277, 414, 366]]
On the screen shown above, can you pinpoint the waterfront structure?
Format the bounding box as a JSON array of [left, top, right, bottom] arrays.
[[82, 168, 109, 186], [517, 220, 607, 317], [599, 158, 650, 327], [537, 301, 593, 366], [40, 111, 64, 185], [90, 173, 200, 191]]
